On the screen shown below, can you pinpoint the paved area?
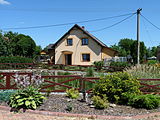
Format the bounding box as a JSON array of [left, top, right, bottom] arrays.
[[0, 109, 92, 120]]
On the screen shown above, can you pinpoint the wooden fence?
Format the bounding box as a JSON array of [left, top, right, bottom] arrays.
[[0, 72, 159, 94]]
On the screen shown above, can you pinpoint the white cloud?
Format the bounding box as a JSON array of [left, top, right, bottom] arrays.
[[0, 0, 10, 5]]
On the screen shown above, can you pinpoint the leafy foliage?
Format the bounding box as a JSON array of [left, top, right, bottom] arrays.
[[91, 95, 109, 109], [9, 86, 46, 110], [0, 56, 33, 63], [111, 38, 147, 64], [66, 88, 79, 99], [93, 61, 104, 70], [109, 61, 131, 71], [85, 67, 94, 77], [93, 72, 141, 104], [128, 94, 160, 109], [0, 31, 41, 58]]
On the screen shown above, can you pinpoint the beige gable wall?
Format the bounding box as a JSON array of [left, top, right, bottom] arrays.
[[55, 28, 102, 65], [102, 47, 117, 59]]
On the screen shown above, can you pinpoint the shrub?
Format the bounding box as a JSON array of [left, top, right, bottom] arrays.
[[0, 56, 33, 63], [147, 60, 158, 65], [128, 94, 160, 109], [66, 88, 79, 99], [85, 67, 94, 77], [91, 95, 109, 109], [9, 86, 46, 111], [93, 72, 141, 104], [109, 61, 131, 72], [0, 90, 17, 102], [93, 61, 104, 71]]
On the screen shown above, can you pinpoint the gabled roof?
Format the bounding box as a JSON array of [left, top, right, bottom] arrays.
[[55, 24, 117, 52], [46, 44, 54, 50]]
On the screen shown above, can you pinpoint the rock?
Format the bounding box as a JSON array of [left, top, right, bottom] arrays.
[[66, 99, 72, 102], [110, 104, 116, 108], [90, 105, 95, 108], [88, 101, 93, 105]]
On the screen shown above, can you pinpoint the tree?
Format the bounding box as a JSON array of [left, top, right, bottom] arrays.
[[16, 34, 36, 57], [110, 44, 127, 57], [110, 38, 147, 64], [0, 30, 39, 58], [118, 38, 134, 55], [130, 41, 147, 63]]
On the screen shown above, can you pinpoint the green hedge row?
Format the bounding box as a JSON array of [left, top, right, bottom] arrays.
[[0, 56, 33, 63]]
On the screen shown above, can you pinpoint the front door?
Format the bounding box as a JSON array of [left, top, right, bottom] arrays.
[[65, 54, 72, 65]]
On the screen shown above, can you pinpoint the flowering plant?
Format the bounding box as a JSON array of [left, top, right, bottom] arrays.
[[14, 71, 44, 88]]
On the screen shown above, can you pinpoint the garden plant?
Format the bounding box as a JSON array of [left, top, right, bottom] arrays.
[[8, 72, 46, 112]]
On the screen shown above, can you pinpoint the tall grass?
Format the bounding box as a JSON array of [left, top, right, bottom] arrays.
[[124, 64, 160, 93], [124, 64, 160, 79]]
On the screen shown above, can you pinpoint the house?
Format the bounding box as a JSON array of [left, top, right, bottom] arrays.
[[48, 24, 118, 65]]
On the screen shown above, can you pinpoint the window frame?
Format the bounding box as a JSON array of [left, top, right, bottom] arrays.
[[66, 38, 73, 46], [81, 38, 89, 45], [81, 53, 90, 62]]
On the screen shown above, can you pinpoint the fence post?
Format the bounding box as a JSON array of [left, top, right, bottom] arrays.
[[81, 75, 87, 102], [6, 73, 11, 89]]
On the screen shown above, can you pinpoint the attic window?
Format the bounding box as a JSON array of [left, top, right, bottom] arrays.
[[67, 38, 73, 46], [82, 38, 88, 45]]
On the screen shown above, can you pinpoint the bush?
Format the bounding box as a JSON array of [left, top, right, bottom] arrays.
[[85, 67, 94, 77], [128, 94, 160, 109], [93, 61, 104, 71], [109, 61, 131, 72], [91, 95, 109, 109], [0, 56, 33, 63], [147, 60, 158, 65], [93, 72, 141, 104], [9, 86, 46, 111], [0, 90, 17, 102], [0, 56, 33, 69], [66, 88, 79, 99]]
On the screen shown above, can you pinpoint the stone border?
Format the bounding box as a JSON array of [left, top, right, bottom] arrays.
[[0, 105, 159, 120]]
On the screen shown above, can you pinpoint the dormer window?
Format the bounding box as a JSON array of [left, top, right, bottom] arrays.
[[82, 38, 88, 45], [67, 38, 73, 46]]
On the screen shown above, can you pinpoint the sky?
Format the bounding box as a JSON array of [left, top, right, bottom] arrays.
[[0, 0, 160, 49]]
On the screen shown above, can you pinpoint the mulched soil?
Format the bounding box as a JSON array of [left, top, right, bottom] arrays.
[[36, 94, 160, 117]]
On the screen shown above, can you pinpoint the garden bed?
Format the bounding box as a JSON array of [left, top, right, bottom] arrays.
[[35, 94, 160, 117]]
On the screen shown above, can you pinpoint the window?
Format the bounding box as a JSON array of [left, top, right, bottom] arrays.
[[67, 39, 73, 46], [82, 54, 90, 62], [82, 38, 88, 45]]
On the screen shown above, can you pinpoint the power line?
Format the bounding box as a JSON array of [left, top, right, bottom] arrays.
[[141, 14, 160, 31], [89, 13, 136, 32], [2, 12, 135, 30], [141, 16, 154, 47]]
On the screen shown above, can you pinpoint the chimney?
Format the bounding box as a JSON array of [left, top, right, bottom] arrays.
[[82, 26, 85, 29]]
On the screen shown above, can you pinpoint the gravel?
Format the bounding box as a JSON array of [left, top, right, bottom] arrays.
[[37, 94, 160, 117]]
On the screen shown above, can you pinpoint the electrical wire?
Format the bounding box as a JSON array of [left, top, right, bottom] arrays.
[[141, 14, 160, 31], [2, 12, 135, 30], [141, 16, 154, 47], [89, 13, 136, 32]]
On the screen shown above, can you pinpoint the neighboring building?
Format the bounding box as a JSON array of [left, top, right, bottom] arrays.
[[49, 24, 118, 65]]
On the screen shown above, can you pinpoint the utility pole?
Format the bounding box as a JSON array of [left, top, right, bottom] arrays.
[[137, 8, 142, 65]]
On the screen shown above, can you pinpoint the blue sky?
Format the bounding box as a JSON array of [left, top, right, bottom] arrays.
[[0, 0, 160, 48]]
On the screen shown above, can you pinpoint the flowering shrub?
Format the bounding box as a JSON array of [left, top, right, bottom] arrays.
[[14, 72, 44, 88]]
